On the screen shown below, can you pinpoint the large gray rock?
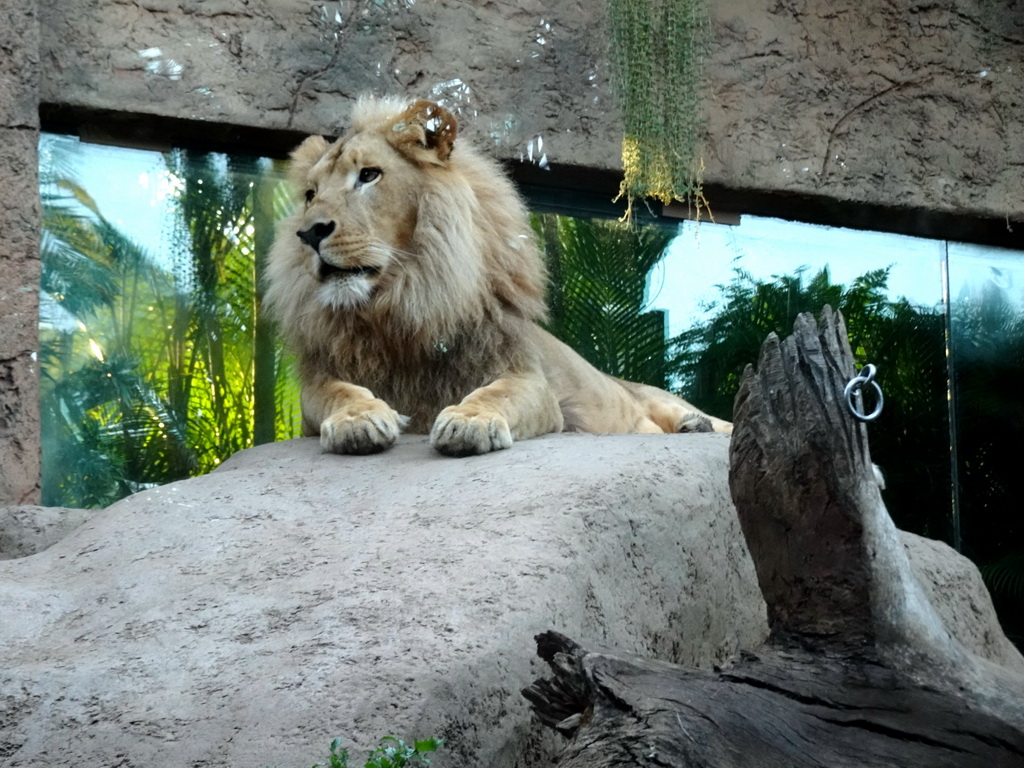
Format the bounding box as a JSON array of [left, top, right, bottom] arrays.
[[902, 531, 1024, 673], [3, 434, 1019, 767], [0, 434, 766, 768], [0, 505, 93, 560]]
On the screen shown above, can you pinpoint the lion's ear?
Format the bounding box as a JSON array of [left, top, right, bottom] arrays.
[[288, 135, 330, 187], [385, 99, 458, 166]]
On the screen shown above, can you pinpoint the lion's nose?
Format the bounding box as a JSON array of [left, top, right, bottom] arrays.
[[297, 220, 336, 253]]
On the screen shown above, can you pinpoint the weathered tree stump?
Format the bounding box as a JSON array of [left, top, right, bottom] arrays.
[[523, 308, 1024, 767]]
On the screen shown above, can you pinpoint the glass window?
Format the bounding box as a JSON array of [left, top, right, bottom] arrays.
[[533, 208, 1021, 649], [39, 134, 301, 508], [531, 213, 675, 389], [535, 211, 953, 534], [949, 243, 1024, 647], [658, 215, 952, 542]]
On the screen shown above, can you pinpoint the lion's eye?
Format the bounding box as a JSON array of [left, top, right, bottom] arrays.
[[304, 189, 315, 204], [358, 167, 382, 184]]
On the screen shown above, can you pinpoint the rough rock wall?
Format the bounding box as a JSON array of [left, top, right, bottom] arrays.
[[39, 0, 615, 167], [37, 0, 1024, 223], [708, 0, 1024, 222], [0, 434, 768, 768], [0, 0, 41, 505]]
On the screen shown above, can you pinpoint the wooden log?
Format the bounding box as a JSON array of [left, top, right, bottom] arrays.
[[729, 307, 964, 663], [522, 631, 1024, 768], [523, 308, 1024, 767]]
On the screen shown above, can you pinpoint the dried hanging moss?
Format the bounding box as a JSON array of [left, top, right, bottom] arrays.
[[606, 0, 709, 219]]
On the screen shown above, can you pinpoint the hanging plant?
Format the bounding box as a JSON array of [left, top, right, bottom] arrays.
[[606, 0, 710, 220]]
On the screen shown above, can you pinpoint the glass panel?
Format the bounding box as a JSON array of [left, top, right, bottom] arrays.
[[534, 211, 952, 541], [36, 135, 1022, 648], [657, 215, 952, 540], [532, 213, 675, 388], [949, 242, 1024, 647], [534, 207, 1024, 648], [39, 134, 301, 508]]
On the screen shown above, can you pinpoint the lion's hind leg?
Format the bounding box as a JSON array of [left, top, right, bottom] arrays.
[[644, 396, 714, 434], [623, 382, 733, 435]]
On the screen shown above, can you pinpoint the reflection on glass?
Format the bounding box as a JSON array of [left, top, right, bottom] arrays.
[[532, 213, 672, 388], [949, 243, 1024, 647], [38, 134, 301, 508], [652, 215, 952, 544], [654, 216, 946, 335]]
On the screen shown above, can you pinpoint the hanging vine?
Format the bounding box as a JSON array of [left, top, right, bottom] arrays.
[[606, 0, 710, 220]]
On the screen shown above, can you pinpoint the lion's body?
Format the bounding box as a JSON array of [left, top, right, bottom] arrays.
[[264, 96, 730, 456]]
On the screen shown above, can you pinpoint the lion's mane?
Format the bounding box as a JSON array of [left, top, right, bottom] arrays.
[[264, 96, 549, 433]]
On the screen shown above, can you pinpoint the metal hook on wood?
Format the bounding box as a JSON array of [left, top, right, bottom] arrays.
[[844, 363, 884, 421]]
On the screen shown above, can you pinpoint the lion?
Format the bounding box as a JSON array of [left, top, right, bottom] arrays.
[[264, 95, 732, 457]]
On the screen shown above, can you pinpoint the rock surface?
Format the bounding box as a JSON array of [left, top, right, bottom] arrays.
[[2, 433, 1018, 767], [0, 0, 41, 506], [902, 531, 1024, 673], [0, 433, 767, 768], [0, 505, 93, 561]]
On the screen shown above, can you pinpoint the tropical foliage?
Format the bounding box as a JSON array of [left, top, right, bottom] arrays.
[[671, 266, 951, 537], [39, 138, 301, 508], [308, 736, 443, 768], [532, 213, 673, 388], [671, 263, 1024, 647]]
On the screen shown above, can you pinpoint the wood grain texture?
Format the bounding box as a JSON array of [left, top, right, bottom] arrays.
[[524, 631, 1024, 768]]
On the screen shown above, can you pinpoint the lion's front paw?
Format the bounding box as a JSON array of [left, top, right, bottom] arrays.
[[430, 406, 513, 457], [321, 400, 409, 455]]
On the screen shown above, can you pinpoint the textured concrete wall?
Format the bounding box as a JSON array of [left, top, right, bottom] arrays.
[[707, 0, 1024, 224], [0, 0, 41, 505], [35, 0, 1024, 226]]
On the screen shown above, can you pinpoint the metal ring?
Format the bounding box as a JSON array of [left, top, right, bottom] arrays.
[[844, 364, 884, 421]]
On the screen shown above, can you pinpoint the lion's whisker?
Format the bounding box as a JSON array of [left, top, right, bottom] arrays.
[[368, 240, 420, 262]]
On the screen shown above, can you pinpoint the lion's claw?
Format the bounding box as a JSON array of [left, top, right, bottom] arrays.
[[430, 407, 513, 457], [320, 402, 408, 455]]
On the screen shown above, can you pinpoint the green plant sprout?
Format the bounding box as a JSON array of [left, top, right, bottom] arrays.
[[311, 736, 444, 768]]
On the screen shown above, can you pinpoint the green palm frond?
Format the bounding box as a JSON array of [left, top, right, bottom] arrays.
[[271, 174, 297, 220], [40, 140, 299, 507], [274, 351, 303, 441], [535, 213, 674, 387]]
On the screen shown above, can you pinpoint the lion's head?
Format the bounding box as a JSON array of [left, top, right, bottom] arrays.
[[265, 96, 548, 354]]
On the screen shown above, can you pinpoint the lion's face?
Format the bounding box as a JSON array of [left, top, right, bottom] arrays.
[[267, 96, 549, 357], [287, 99, 459, 311], [293, 132, 417, 310]]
